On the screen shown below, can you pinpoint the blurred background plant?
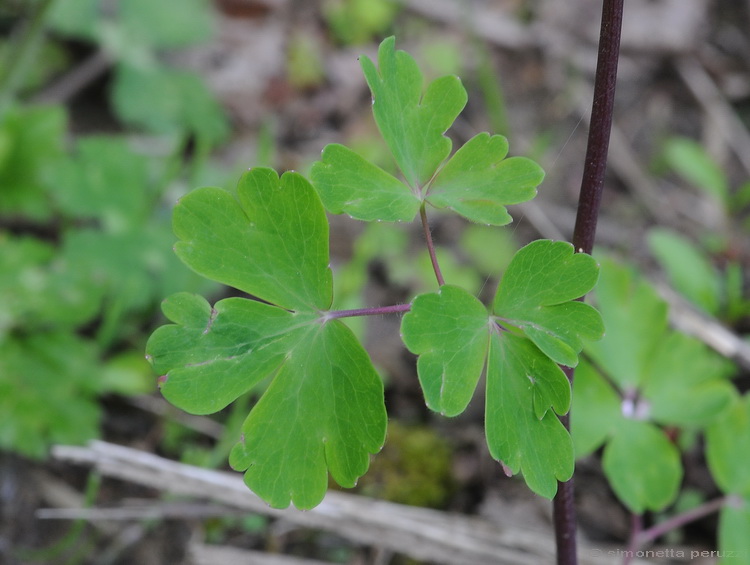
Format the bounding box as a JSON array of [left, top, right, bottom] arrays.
[[0, 0, 225, 458]]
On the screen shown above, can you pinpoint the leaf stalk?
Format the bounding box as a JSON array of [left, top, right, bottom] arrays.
[[323, 303, 412, 320], [420, 203, 445, 286]]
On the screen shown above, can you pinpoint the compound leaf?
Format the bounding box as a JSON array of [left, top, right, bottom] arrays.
[[310, 143, 420, 222], [360, 36, 467, 189], [401, 241, 602, 498], [571, 359, 621, 457], [229, 320, 386, 509], [493, 240, 603, 367], [149, 168, 387, 509], [148, 294, 386, 509], [642, 332, 735, 428], [585, 257, 668, 389], [173, 168, 333, 311], [602, 419, 682, 514], [486, 332, 573, 498], [426, 133, 543, 225], [401, 285, 490, 416], [148, 293, 316, 414]]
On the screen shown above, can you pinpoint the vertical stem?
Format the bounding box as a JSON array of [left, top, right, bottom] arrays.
[[420, 203, 445, 286], [553, 393, 578, 563], [553, 1, 624, 564], [571, 0, 624, 255]]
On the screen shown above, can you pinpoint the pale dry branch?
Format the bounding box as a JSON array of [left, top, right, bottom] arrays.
[[50, 441, 662, 565]]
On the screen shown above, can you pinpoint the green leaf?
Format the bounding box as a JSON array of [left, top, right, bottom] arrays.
[[0, 234, 102, 334], [602, 419, 682, 513], [0, 332, 103, 458], [426, 133, 543, 225], [663, 137, 728, 207], [47, 0, 100, 41], [229, 320, 386, 509], [717, 501, 750, 564], [401, 241, 602, 498], [647, 229, 721, 314], [571, 360, 621, 457], [0, 105, 66, 219], [112, 64, 228, 146], [360, 36, 467, 189], [149, 293, 315, 414], [148, 293, 386, 509], [310, 143, 420, 222], [586, 257, 668, 389], [149, 168, 387, 508], [49, 136, 151, 231], [707, 395, 750, 496], [642, 332, 735, 427], [119, 0, 215, 48], [173, 168, 333, 311], [486, 332, 573, 498], [493, 240, 603, 367], [312, 38, 542, 225], [400, 285, 490, 416]]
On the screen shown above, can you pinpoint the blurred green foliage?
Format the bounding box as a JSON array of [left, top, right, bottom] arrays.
[[0, 0, 223, 458]]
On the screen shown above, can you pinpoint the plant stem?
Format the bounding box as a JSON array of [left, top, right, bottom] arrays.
[[622, 513, 643, 565], [323, 303, 412, 320], [553, 1, 624, 564], [571, 0, 624, 256], [635, 496, 728, 546], [420, 203, 445, 286]]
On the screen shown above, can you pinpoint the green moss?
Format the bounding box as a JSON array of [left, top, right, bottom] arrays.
[[352, 420, 455, 508]]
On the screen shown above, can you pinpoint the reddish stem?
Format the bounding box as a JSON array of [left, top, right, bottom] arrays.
[[420, 204, 445, 286], [635, 496, 728, 547], [553, 0, 624, 564], [323, 303, 412, 320]]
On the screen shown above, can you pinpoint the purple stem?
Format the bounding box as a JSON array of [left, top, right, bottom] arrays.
[[622, 513, 643, 565], [420, 204, 445, 286], [571, 0, 624, 255], [635, 496, 728, 547], [323, 303, 412, 320], [553, 1, 624, 564]]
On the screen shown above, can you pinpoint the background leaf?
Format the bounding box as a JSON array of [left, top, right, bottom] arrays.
[[663, 136, 728, 208], [707, 395, 750, 497], [717, 502, 750, 565], [602, 419, 682, 513], [647, 228, 721, 315], [642, 332, 735, 427], [571, 360, 621, 457], [586, 257, 668, 389]]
